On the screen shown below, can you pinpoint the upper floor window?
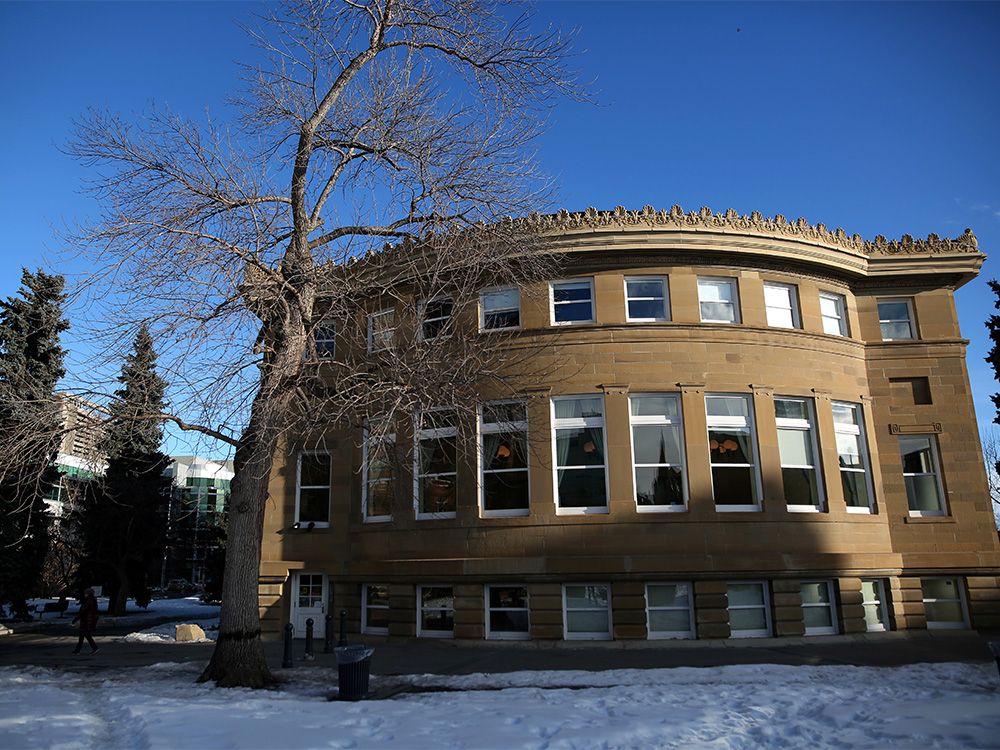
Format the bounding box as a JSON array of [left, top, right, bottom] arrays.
[[705, 394, 760, 511], [900, 436, 946, 516], [625, 277, 669, 322], [420, 297, 454, 340], [877, 298, 916, 341], [832, 402, 874, 513], [629, 394, 686, 510], [698, 277, 740, 324], [362, 420, 394, 522], [819, 292, 848, 336], [552, 396, 607, 513], [414, 409, 457, 518], [775, 397, 823, 511], [480, 287, 521, 331], [367, 308, 396, 352], [551, 279, 594, 325], [312, 321, 337, 358], [295, 452, 331, 527], [480, 401, 529, 516], [763, 283, 800, 329]]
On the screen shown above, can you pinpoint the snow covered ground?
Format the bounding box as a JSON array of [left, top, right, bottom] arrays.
[[1, 661, 998, 749]]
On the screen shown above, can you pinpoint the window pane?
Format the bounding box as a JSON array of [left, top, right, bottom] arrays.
[[648, 584, 689, 608], [924, 601, 964, 623], [778, 429, 813, 466], [633, 425, 683, 465], [700, 301, 735, 322], [489, 610, 529, 633], [298, 488, 329, 523], [881, 321, 913, 340], [921, 578, 959, 600], [803, 607, 833, 629], [627, 279, 664, 298], [712, 466, 756, 505], [730, 609, 767, 632], [367, 585, 389, 606], [764, 285, 792, 307], [698, 280, 733, 302], [552, 282, 592, 302], [555, 398, 603, 420], [424, 298, 453, 319], [900, 438, 933, 473], [767, 308, 794, 328], [878, 301, 911, 321], [706, 396, 749, 419], [420, 436, 456, 474], [483, 288, 518, 310], [489, 586, 528, 609], [782, 467, 819, 506], [832, 403, 858, 426], [819, 295, 841, 318], [836, 433, 863, 467], [800, 583, 830, 605], [628, 299, 666, 319], [775, 399, 808, 420], [484, 309, 520, 329], [630, 396, 680, 418], [421, 610, 454, 631], [905, 475, 943, 512], [367, 480, 393, 516], [841, 472, 871, 508], [863, 603, 884, 629], [649, 610, 691, 633], [483, 402, 527, 424], [485, 433, 527, 471], [483, 471, 529, 511], [300, 454, 330, 486], [554, 301, 593, 322], [556, 428, 605, 466], [709, 429, 753, 464], [421, 587, 454, 606], [566, 610, 609, 633], [822, 316, 845, 336], [634, 466, 684, 506], [419, 477, 455, 513], [860, 580, 879, 602], [366, 608, 390, 630], [557, 468, 607, 507], [728, 584, 764, 607]]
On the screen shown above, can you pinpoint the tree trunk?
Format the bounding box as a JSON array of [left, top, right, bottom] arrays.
[[197, 408, 281, 688], [110, 564, 128, 616]]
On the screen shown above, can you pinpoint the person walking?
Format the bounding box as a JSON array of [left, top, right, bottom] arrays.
[[71, 588, 99, 655]]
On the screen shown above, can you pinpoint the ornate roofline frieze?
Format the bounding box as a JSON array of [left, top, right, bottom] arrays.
[[513, 205, 980, 257]]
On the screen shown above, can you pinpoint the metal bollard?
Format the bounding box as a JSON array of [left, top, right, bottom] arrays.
[[304, 617, 315, 660], [323, 613, 334, 653], [281, 623, 294, 668], [338, 609, 348, 646]]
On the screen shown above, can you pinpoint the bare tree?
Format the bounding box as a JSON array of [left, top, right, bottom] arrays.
[[980, 428, 1000, 529], [61, 0, 578, 687]]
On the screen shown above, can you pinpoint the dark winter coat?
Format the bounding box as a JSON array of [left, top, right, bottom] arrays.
[[73, 594, 98, 632]]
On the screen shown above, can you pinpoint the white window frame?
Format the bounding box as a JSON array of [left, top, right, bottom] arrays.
[[362, 421, 394, 523], [832, 401, 875, 514], [645, 582, 695, 640], [877, 298, 916, 341], [763, 282, 801, 329], [727, 581, 772, 638], [775, 397, 825, 512], [416, 585, 455, 638], [697, 277, 740, 324], [484, 584, 531, 641], [562, 583, 613, 641], [629, 394, 687, 512], [624, 276, 669, 322], [861, 578, 890, 633], [550, 279, 595, 326], [551, 396, 609, 515], [900, 435, 947, 517], [479, 286, 521, 331], [361, 584, 390, 635], [294, 451, 331, 528], [819, 291, 848, 337], [413, 409, 458, 520], [312, 320, 337, 359], [367, 308, 396, 352], [419, 296, 454, 341], [800, 580, 839, 636], [705, 394, 762, 512], [479, 401, 530, 518], [921, 577, 970, 630]]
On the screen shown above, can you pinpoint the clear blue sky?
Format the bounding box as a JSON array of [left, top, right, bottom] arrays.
[[2, 1, 999, 435]]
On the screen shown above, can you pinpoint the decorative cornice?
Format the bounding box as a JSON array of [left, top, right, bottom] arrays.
[[513, 205, 980, 257]]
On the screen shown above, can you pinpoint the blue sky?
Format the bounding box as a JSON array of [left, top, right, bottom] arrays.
[[1, 1, 999, 439]]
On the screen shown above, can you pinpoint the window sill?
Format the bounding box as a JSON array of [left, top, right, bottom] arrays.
[[636, 505, 687, 514], [647, 632, 695, 640], [363, 516, 393, 524], [291, 522, 330, 531], [564, 633, 613, 641], [903, 514, 954, 524], [550, 319, 597, 327], [416, 631, 455, 639], [715, 505, 761, 513], [482, 509, 530, 519], [486, 632, 532, 641], [786, 505, 823, 513], [479, 326, 522, 333], [845, 506, 874, 515], [556, 507, 609, 516], [362, 628, 389, 636], [416, 512, 457, 521]]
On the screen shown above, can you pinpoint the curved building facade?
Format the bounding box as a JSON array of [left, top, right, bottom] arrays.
[[259, 206, 1000, 642]]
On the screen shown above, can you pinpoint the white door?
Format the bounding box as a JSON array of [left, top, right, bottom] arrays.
[[290, 572, 327, 638]]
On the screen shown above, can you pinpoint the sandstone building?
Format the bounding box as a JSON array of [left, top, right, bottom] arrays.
[[259, 206, 1000, 642]]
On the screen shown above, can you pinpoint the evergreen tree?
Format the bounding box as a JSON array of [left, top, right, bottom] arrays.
[[985, 280, 1000, 519], [77, 325, 171, 615], [0, 270, 68, 617]]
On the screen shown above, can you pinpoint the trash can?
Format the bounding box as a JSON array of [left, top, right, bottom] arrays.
[[335, 645, 374, 700]]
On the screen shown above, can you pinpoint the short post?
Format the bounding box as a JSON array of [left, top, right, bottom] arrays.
[[323, 613, 334, 653], [338, 608, 348, 646], [281, 623, 294, 668], [304, 618, 315, 661]]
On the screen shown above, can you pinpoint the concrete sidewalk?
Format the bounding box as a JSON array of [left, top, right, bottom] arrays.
[[1, 624, 998, 676]]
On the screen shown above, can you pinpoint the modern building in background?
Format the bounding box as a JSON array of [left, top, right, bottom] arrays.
[[46, 395, 107, 521], [162, 456, 233, 587], [258, 206, 1000, 642]]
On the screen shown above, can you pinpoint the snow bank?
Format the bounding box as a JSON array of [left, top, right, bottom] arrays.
[[0, 661, 997, 749]]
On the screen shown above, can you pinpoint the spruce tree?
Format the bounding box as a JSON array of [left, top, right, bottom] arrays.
[[985, 280, 1000, 519], [0, 270, 68, 617], [77, 325, 171, 615]]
